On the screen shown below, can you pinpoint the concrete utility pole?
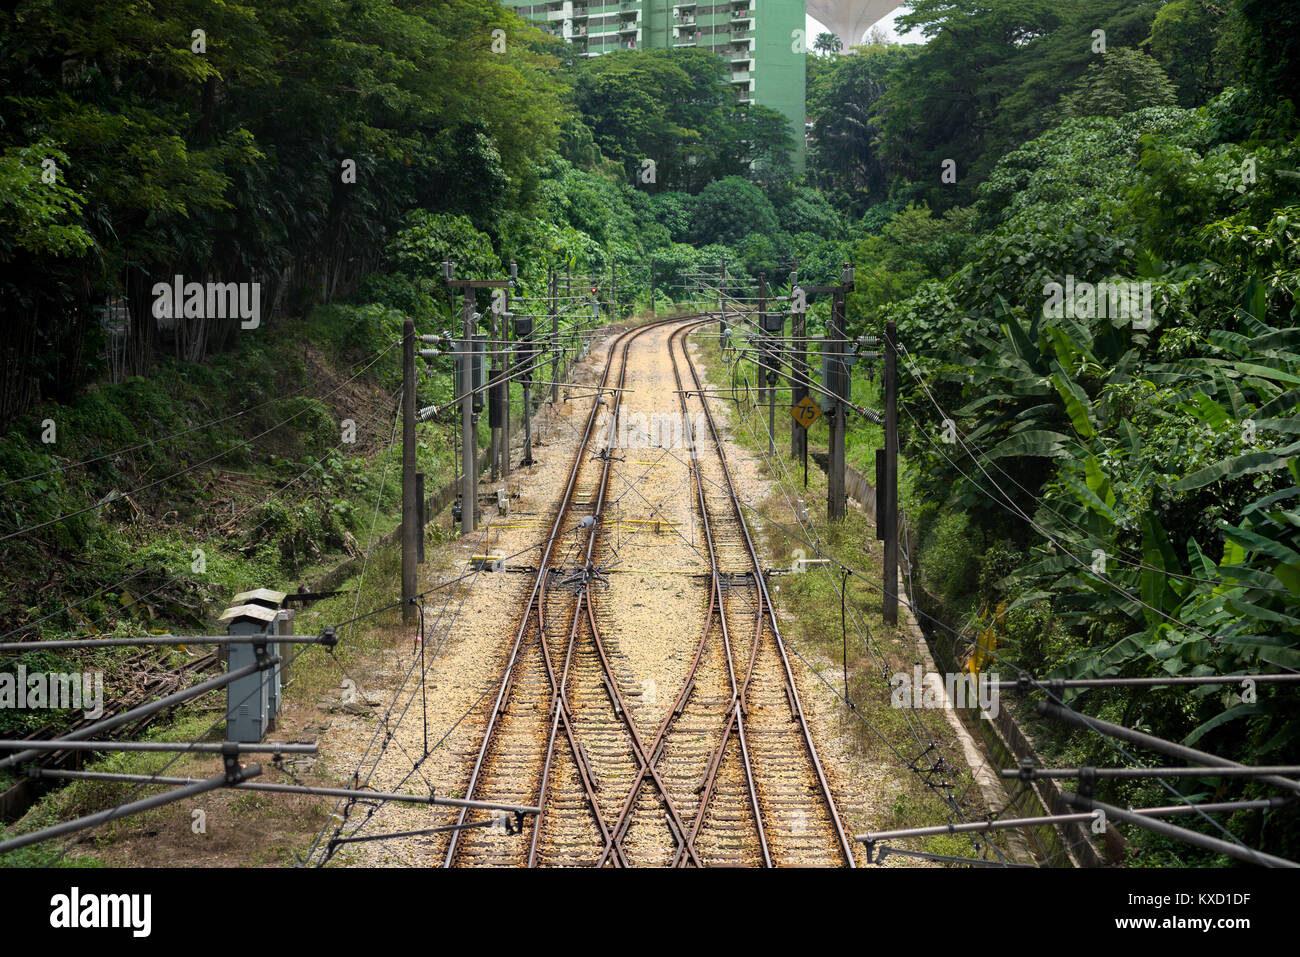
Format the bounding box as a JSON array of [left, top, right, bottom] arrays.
[[549, 268, 559, 404], [790, 267, 807, 474], [827, 279, 847, 522], [649, 259, 655, 315], [460, 290, 476, 537], [415, 472, 425, 564], [401, 317, 418, 625], [444, 271, 512, 536], [610, 261, 616, 320], [883, 319, 898, 624]]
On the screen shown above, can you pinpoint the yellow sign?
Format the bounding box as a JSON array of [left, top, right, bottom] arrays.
[[790, 395, 822, 430]]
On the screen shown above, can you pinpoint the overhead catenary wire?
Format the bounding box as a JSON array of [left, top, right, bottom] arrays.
[[0, 384, 404, 648], [0, 340, 400, 492], [0, 765, 263, 855], [723, 476, 1280, 860], [319, 470, 593, 857], [700, 324, 1279, 862], [712, 335, 1004, 857], [0, 342, 402, 546], [858, 795, 1296, 842], [0, 656, 278, 772], [25, 391, 412, 858], [896, 344, 1299, 609], [308, 313, 615, 862], [894, 381, 1300, 676], [6, 298, 587, 859]]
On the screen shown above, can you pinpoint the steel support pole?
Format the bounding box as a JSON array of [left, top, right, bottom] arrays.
[[883, 319, 899, 624], [0, 766, 261, 855], [1039, 701, 1300, 796], [857, 797, 1295, 844], [502, 268, 512, 480], [523, 377, 533, 467], [1, 741, 316, 754], [791, 271, 807, 469], [0, 635, 319, 652], [759, 273, 774, 456], [1060, 791, 1299, 868], [461, 291, 476, 536], [489, 303, 499, 482], [0, 657, 275, 772], [828, 287, 847, 522], [719, 257, 726, 334], [402, 318, 418, 625], [549, 268, 559, 404], [28, 768, 541, 814]]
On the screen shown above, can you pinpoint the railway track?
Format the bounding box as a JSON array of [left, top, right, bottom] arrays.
[[0, 650, 220, 823], [443, 314, 853, 867]]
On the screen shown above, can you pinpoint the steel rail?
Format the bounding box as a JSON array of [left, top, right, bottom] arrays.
[[679, 320, 858, 867], [443, 320, 646, 865], [523, 322, 688, 866], [667, 318, 770, 866], [444, 315, 685, 867], [597, 406, 726, 864], [572, 318, 703, 866], [529, 587, 627, 866]]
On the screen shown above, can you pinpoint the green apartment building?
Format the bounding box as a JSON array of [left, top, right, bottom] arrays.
[[506, 0, 808, 168]]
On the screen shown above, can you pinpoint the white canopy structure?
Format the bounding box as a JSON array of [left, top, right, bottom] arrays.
[[806, 0, 903, 50]]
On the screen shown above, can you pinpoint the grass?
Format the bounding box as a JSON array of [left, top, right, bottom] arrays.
[[0, 299, 467, 866], [1, 299, 996, 866]]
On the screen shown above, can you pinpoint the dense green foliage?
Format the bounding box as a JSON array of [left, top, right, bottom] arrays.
[[4, 0, 1300, 866], [0, 0, 802, 429], [568, 48, 793, 191], [0, 0, 812, 655], [808, 0, 1300, 863]]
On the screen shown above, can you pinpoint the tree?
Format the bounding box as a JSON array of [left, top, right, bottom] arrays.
[[1238, 0, 1300, 109], [778, 187, 841, 236], [850, 203, 974, 325], [691, 177, 778, 247], [0, 0, 567, 420], [649, 192, 695, 243], [717, 106, 795, 187], [813, 32, 843, 56], [807, 45, 913, 214], [571, 48, 793, 191], [1059, 48, 1177, 117], [863, 25, 891, 47], [876, 0, 1166, 206], [1146, 0, 1229, 106]]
